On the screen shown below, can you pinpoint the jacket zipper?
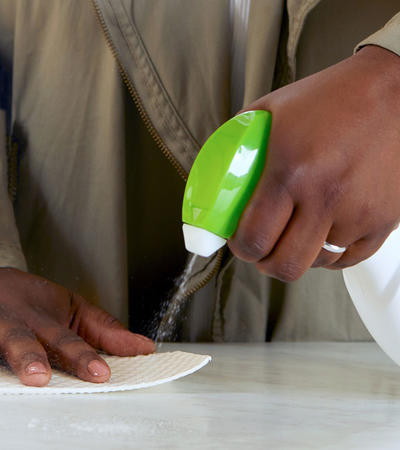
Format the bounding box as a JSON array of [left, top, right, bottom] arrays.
[[90, 0, 223, 297], [90, 0, 187, 181]]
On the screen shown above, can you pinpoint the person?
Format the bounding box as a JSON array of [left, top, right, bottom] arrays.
[[0, 0, 399, 387]]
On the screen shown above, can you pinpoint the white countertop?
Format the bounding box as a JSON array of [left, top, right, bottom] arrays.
[[1, 342, 400, 449]]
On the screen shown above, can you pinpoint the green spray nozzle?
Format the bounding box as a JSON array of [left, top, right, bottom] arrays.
[[182, 110, 272, 256]]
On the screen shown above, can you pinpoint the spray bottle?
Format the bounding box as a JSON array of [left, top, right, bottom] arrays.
[[182, 110, 400, 367]]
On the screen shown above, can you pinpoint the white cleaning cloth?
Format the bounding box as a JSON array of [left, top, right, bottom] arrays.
[[0, 351, 211, 395]]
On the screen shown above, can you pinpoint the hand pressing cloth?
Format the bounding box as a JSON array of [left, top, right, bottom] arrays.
[[0, 351, 211, 394]]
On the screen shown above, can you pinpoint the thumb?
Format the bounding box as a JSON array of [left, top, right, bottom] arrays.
[[71, 294, 155, 356]]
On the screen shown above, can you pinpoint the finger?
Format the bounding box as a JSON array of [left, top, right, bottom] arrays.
[[255, 206, 331, 282], [32, 312, 111, 383], [0, 308, 51, 387], [311, 227, 351, 268], [326, 233, 390, 270], [228, 176, 294, 262], [70, 294, 155, 356], [311, 247, 343, 268]]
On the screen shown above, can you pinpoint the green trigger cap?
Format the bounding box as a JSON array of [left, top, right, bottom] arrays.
[[182, 110, 272, 256]]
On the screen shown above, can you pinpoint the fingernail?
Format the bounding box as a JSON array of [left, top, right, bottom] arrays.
[[25, 362, 47, 375], [87, 360, 109, 377]]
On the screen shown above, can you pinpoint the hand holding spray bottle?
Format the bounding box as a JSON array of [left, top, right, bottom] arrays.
[[182, 111, 400, 366]]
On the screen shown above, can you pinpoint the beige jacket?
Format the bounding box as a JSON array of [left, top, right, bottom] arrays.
[[0, 0, 399, 341]]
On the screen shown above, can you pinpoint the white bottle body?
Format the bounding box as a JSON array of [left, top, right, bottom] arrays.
[[343, 227, 400, 366]]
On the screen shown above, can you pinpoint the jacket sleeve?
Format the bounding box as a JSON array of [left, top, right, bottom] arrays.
[[355, 12, 400, 56], [0, 109, 27, 271]]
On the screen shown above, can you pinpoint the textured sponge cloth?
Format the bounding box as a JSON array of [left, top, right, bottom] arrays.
[[0, 351, 211, 395]]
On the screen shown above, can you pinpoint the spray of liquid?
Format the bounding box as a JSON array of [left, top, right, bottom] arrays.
[[155, 253, 198, 346]]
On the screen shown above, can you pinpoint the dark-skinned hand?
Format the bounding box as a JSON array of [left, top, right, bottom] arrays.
[[229, 45, 400, 281], [0, 268, 155, 387]]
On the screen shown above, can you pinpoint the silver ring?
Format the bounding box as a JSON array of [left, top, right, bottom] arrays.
[[322, 241, 347, 254]]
